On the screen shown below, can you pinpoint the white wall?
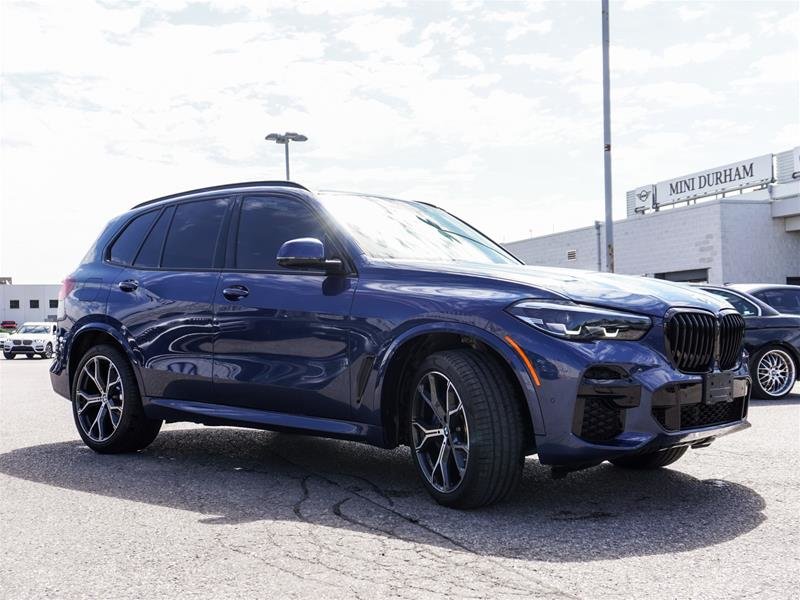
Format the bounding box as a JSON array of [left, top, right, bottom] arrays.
[[0, 284, 61, 325]]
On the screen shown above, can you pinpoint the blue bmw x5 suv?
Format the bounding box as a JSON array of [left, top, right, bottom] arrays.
[[51, 181, 751, 508]]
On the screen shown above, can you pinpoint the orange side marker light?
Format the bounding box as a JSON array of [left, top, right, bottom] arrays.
[[504, 336, 541, 387]]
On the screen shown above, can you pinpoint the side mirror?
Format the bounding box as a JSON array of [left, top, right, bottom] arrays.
[[276, 238, 344, 273]]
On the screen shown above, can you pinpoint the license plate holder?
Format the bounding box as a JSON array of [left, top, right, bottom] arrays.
[[704, 371, 734, 404]]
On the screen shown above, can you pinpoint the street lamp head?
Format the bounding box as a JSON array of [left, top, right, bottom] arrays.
[[265, 133, 287, 144], [265, 131, 307, 144]]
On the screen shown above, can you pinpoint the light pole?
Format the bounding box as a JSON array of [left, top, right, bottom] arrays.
[[601, 0, 614, 272], [265, 132, 307, 180]]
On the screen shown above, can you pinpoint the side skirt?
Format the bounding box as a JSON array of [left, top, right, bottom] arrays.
[[143, 397, 388, 447]]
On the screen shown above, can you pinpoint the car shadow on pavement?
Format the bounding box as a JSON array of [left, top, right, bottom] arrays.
[[0, 427, 766, 562]]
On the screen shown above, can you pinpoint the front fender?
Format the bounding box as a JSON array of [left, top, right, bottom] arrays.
[[371, 321, 546, 440]]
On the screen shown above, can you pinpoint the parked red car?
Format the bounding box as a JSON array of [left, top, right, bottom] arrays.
[[1, 320, 17, 330]]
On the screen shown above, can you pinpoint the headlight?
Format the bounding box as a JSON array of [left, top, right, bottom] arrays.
[[507, 299, 652, 341]]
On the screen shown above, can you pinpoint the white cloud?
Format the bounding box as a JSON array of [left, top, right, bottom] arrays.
[[0, 0, 797, 281]]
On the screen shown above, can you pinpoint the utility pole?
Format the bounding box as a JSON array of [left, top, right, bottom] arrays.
[[601, 0, 615, 272], [265, 132, 308, 180]]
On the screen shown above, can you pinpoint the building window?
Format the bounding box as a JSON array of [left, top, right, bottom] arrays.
[[567, 249, 577, 261], [49, 299, 58, 309], [787, 277, 800, 286], [30, 299, 39, 309], [654, 268, 709, 283], [9, 300, 19, 309]]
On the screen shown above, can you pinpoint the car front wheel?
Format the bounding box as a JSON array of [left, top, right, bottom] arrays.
[[3, 351, 14, 360], [407, 349, 525, 509], [752, 346, 797, 400], [71, 344, 162, 453], [42, 343, 53, 359]]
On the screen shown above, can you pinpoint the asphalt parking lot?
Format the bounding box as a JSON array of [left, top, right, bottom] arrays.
[[1, 358, 798, 600]]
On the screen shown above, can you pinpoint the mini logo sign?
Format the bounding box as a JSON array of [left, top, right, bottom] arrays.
[[632, 185, 655, 212]]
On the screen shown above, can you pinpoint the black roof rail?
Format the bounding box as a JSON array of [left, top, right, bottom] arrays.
[[131, 180, 310, 209]]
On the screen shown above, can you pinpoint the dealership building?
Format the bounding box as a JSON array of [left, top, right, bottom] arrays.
[[506, 147, 800, 285], [0, 282, 62, 325]]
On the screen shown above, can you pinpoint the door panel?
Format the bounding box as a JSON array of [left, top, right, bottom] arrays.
[[109, 269, 221, 402], [213, 272, 356, 420]]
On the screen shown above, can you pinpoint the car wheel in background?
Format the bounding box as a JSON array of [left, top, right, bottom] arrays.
[[407, 349, 525, 509], [42, 343, 53, 359], [3, 352, 14, 360], [25, 353, 34, 359], [71, 344, 162, 453], [609, 446, 688, 469], [752, 345, 797, 400]]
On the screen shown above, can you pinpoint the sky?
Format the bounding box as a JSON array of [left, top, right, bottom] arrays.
[[0, 0, 798, 284]]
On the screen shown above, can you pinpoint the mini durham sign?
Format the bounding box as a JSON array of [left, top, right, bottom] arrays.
[[655, 154, 773, 206]]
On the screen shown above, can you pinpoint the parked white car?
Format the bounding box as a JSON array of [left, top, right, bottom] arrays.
[[2, 322, 57, 360]]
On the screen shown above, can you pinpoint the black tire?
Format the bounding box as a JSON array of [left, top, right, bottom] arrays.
[[25, 353, 34, 359], [71, 344, 162, 453], [750, 345, 797, 400], [3, 352, 14, 360], [42, 343, 53, 359], [610, 446, 688, 469], [407, 349, 525, 509]]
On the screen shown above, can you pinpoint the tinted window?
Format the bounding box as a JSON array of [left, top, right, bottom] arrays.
[[235, 196, 328, 270], [162, 199, 230, 269], [703, 289, 759, 317], [134, 206, 174, 268], [109, 210, 159, 265], [754, 289, 800, 314]]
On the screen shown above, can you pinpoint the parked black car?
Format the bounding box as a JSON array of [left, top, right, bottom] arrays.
[[729, 284, 800, 316], [698, 285, 800, 399]]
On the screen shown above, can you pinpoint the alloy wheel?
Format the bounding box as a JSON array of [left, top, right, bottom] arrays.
[[75, 355, 125, 442], [410, 371, 470, 493], [757, 349, 795, 398]]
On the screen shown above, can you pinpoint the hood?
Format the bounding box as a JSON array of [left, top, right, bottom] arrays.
[[382, 260, 731, 318]]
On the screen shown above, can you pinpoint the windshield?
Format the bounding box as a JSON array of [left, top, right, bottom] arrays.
[[17, 325, 49, 334], [318, 193, 520, 265]]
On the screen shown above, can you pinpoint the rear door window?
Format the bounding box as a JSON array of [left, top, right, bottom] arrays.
[[109, 210, 159, 265], [134, 206, 174, 268], [162, 198, 231, 269]]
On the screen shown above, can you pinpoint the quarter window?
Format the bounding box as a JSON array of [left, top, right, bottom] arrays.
[[109, 210, 160, 265], [162, 198, 230, 269], [235, 196, 329, 270]]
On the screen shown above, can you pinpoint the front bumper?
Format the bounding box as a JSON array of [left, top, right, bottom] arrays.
[[507, 323, 751, 466], [3, 342, 49, 355]]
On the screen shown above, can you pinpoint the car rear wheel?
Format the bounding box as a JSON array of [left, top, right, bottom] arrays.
[[609, 445, 688, 469], [407, 349, 525, 509], [71, 344, 162, 453], [3, 352, 14, 360], [751, 346, 796, 400]]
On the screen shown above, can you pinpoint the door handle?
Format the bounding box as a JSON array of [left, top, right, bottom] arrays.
[[118, 279, 138, 292], [222, 285, 249, 301]]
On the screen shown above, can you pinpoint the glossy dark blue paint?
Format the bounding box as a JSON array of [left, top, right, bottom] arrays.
[[51, 182, 752, 467]]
